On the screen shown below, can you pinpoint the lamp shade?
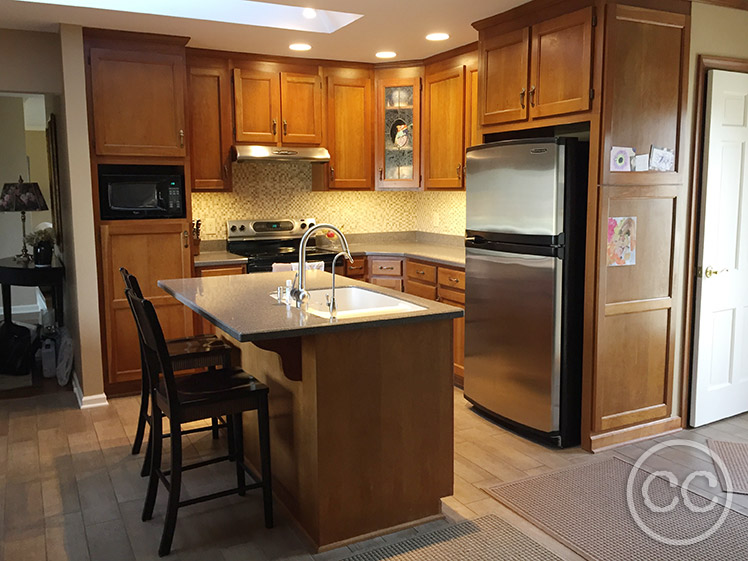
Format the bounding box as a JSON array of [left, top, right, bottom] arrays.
[[0, 176, 48, 212]]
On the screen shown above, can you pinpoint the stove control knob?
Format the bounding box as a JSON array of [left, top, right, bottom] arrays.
[[239, 225, 246, 231], [230, 225, 237, 232], [300, 223, 307, 229]]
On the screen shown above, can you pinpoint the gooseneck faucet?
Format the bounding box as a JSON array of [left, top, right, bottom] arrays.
[[291, 223, 353, 309]]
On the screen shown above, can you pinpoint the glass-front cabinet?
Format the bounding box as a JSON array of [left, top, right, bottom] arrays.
[[375, 77, 421, 190]]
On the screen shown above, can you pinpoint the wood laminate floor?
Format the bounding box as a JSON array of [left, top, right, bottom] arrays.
[[2, 387, 748, 560]]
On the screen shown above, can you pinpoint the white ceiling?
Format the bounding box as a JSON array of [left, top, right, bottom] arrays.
[[0, 0, 530, 63]]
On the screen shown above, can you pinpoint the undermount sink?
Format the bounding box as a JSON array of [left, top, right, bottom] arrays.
[[271, 286, 426, 319]]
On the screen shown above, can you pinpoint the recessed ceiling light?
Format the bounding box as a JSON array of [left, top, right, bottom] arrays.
[[376, 51, 397, 59], [11, 0, 362, 34], [426, 32, 450, 41], [290, 43, 312, 51]]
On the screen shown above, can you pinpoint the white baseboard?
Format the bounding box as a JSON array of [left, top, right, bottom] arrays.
[[72, 373, 109, 409]]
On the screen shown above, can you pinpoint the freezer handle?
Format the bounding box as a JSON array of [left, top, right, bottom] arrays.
[[465, 237, 564, 259]]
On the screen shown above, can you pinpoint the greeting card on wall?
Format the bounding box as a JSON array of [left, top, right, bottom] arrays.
[[607, 216, 637, 266]]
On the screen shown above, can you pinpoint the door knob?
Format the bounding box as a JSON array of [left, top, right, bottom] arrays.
[[705, 266, 729, 278]]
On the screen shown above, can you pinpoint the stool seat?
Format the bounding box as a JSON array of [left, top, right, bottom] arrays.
[[167, 335, 232, 371]]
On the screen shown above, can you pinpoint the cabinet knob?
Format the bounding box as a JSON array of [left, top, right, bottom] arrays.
[[272, 119, 277, 136], [330, 167, 335, 181], [520, 88, 526, 109], [223, 163, 229, 178], [529, 85, 536, 107], [179, 129, 184, 147], [282, 120, 288, 136], [379, 168, 384, 181], [182, 230, 189, 249], [457, 164, 462, 179]]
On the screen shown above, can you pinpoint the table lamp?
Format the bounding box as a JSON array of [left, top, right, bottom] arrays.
[[0, 176, 49, 263]]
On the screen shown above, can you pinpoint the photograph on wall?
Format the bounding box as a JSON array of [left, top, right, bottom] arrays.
[[607, 216, 637, 266]]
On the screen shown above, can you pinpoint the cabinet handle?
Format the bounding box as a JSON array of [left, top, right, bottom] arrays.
[[330, 167, 335, 181], [520, 88, 526, 109], [272, 119, 277, 136], [457, 164, 462, 179], [283, 120, 288, 136], [183, 230, 189, 249], [416, 270, 425, 275], [449, 277, 460, 283], [179, 129, 184, 147], [349, 265, 363, 270], [529, 85, 536, 107], [379, 168, 384, 181], [223, 163, 229, 178], [379, 266, 395, 271]]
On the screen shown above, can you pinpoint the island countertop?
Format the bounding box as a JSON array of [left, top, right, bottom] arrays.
[[158, 270, 463, 343]]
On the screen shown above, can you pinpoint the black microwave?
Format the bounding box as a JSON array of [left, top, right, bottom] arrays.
[[98, 164, 185, 220]]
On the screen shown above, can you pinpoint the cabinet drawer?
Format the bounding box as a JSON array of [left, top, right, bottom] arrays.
[[346, 256, 367, 276], [405, 279, 437, 301], [369, 258, 403, 277], [406, 261, 437, 284], [197, 265, 246, 277], [370, 277, 403, 291], [438, 268, 465, 291], [439, 286, 465, 305]]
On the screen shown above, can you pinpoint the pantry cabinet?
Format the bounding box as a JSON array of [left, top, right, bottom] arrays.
[[233, 67, 323, 146], [479, 28, 530, 126]]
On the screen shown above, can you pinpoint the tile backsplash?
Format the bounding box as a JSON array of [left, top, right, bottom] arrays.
[[191, 161, 466, 240]]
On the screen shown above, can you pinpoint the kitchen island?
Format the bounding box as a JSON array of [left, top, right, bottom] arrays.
[[158, 270, 462, 551]]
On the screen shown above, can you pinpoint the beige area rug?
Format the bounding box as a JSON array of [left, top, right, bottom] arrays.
[[484, 457, 748, 561], [709, 440, 748, 494], [341, 515, 562, 561]]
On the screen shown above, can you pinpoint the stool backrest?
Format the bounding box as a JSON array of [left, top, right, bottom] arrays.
[[119, 267, 144, 299], [124, 287, 180, 407]]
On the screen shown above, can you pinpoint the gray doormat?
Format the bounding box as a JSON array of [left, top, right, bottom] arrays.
[[341, 515, 562, 561], [709, 440, 748, 494], [484, 457, 748, 561]]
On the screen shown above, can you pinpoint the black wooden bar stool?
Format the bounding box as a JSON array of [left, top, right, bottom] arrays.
[[120, 268, 233, 475], [125, 287, 273, 557]]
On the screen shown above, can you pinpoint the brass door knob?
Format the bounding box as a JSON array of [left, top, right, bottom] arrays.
[[705, 266, 729, 278]]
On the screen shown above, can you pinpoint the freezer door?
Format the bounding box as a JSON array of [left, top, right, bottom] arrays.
[[466, 141, 564, 236], [464, 246, 563, 433]]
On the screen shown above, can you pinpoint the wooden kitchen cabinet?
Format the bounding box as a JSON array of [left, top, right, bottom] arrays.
[[374, 75, 422, 190], [368, 257, 404, 291], [345, 256, 367, 278], [89, 47, 187, 157], [194, 264, 246, 334], [423, 66, 466, 189], [478, 7, 593, 126], [233, 67, 322, 146], [100, 221, 193, 386], [188, 61, 233, 191], [326, 75, 374, 189]]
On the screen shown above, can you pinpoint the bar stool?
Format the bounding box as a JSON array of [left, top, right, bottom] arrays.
[[126, 287, 273, 557], [119, 268, 233, 475]]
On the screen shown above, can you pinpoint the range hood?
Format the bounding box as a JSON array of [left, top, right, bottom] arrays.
[[232, 145, 330, 162]]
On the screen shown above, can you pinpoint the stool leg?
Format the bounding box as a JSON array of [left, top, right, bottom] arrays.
[[142, 401, 163, 522], [257, 396, 273, 528], [233, 414, 245, 496], [211, 417, 220, 440], [159, 420, 183, 557], [140, 419, 153, 478], [131, 360, 149, 455], [226, 415, 235, 461]]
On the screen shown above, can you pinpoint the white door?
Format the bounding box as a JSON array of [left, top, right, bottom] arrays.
[[691, 69, 748, 427]]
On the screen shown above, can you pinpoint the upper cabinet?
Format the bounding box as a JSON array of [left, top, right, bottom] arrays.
[[89, 48, 187, 157], [479, 7, 594, 127], [325, 73, 374, 190], [187, 59, 233, 191], [423, 66, 466, 189], [233, 66, 323, 146], [375, 74, 422, 190]]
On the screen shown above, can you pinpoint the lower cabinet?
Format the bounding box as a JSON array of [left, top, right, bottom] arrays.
[[368, 257, 404, 291], [404, 259, 465, 385], [194, 264, 246, 334], [100, 221, 193, 387]]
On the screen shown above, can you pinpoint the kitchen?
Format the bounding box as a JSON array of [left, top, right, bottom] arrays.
[[2, 0, 748, 559]]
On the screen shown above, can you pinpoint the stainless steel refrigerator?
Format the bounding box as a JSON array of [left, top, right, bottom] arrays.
[[464, 138, 587, 447]]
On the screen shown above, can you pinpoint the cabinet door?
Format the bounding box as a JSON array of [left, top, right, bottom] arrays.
[[280, 72, 323, 145], [530, 7, 594, 119], [424, 66, 466, 189], [89, 48, 186, 157], [233, 68, 280, 144], [465, 66, 481, 150], [100, 222, 193, 386], [327, 76, 373, 189], [441, 298, 465, 385], [375, 77, 422, 190], [479, 28, 530, 126], [189, 66, 232, 191]]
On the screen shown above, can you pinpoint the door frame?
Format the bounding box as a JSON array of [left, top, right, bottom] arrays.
[[681, 55, 748, 427]]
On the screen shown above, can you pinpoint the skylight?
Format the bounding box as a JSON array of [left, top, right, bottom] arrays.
[[13, 0, 363, 33]]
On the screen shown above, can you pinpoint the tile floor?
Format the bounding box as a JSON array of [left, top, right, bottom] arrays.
[[2, 387, 748, 560]]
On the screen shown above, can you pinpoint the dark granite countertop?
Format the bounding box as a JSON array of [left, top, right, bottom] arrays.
[[158, 270, 463, 343]]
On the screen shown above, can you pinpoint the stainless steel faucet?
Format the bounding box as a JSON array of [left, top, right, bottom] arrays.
[[291, 223, 353, 309]]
